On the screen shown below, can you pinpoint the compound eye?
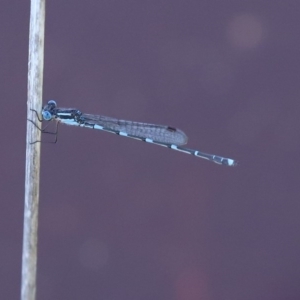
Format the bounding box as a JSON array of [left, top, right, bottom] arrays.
[[47, 100, 57, 107], [42, 111, 52, 120]]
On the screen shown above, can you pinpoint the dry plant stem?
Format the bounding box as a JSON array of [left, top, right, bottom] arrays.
[[21, 0, 45, 299]]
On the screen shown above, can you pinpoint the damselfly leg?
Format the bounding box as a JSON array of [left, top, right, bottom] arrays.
[[27, 109, 59, 144]]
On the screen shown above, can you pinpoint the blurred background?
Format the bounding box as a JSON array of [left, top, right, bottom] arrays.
[[1, 1, 300, 299]]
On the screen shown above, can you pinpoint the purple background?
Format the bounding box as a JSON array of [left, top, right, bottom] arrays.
[[1, 1, 300, 299]]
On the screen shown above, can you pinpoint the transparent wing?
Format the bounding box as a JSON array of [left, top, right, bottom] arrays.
[[81, 113, 188, 146]]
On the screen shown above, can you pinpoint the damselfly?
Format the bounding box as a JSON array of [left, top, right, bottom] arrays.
[[29, 100, 237, 166]]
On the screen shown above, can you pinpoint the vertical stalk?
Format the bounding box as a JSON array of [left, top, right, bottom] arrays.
[[21, 0, 45, 299]]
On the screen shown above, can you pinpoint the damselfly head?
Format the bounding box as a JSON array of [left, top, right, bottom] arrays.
[[42, 100, 57, 120]]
